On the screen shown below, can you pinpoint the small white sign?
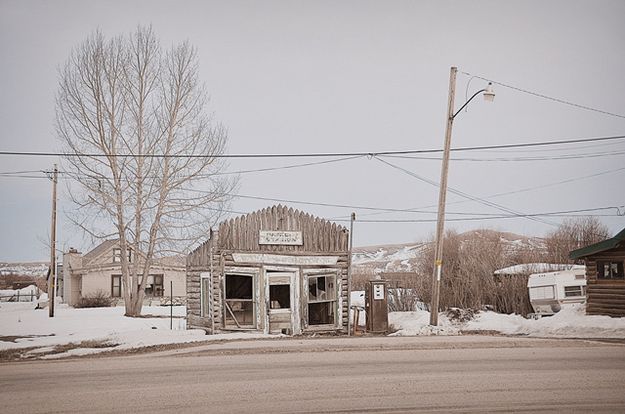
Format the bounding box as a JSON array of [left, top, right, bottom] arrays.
[[373, 284, 384, 300], [259, 230, 303, 246]]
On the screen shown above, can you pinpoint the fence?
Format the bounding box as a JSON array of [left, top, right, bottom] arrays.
[[0, 288, 40, 302]]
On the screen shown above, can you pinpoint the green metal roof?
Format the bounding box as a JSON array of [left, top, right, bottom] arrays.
[[569, 227, 625, 260]]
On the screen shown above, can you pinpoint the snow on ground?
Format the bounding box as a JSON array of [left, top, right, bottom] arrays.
[[0, 285, 41, 302], [0, 302, 274, 359], [389, 304, 625, 338], [2, 293, 625, 360], [464, 304, 625, 338]]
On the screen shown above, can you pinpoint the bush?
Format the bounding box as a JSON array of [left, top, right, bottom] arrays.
[[76, 290, 115, 308]]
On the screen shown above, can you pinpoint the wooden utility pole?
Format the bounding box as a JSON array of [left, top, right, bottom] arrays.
[[428, 68, 495, 325], [429, 67, 457, 326], [48, 164, 58, 317]]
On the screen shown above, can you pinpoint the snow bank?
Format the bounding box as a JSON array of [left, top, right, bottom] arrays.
[[0, 303, 274, 358], [389, 311, 460, 336], [0, 285, 40, 302], [465, 304, 625, 338]]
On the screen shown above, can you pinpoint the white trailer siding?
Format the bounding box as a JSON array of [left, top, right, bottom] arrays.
[[528, 267, 586, 315]]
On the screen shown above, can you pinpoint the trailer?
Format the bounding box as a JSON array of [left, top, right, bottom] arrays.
[[527, 265, 586, 317]]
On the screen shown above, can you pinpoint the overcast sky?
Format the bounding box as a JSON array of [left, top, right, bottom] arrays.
[[1, 0, 624, 262]]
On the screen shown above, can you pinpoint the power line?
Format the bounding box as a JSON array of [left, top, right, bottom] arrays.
[[1, 134, 625, 159], [381, 149, 625, 162], [460, 71, 625, 120], [373, 156, 559, 228]]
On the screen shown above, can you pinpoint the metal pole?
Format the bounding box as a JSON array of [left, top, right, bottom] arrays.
[[347, 212, 355, 336], [429, 67, 457, 326], [170, 280, 173, 330], [48, 164, 58, 317]]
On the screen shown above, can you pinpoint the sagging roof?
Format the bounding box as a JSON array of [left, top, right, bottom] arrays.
[[569, 227, 625, 260]]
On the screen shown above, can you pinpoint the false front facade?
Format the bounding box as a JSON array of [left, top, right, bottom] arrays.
[[187, 205, 350, 335]]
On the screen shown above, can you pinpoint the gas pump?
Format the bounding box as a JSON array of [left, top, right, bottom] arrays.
[[365, 278, 389, 333]]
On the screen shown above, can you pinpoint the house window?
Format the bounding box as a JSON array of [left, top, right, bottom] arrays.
[[111, 275, 122, 297], [224, 274, 255, 328], [564, 285, 584, 297], [113, 248, 132, 263], [144, 275, 164, 297], [597, 261, 624, 280], [308, 274, 336, 326]]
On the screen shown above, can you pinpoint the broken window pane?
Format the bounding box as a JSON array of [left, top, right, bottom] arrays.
[[270, 284, 290, 309], [307, 274, 337, 326], [225, 274, 255, 328], [309, 302, 335, 325], [226, 274, 253, 299]]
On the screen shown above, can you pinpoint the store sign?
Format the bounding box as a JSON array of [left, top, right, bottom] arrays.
[[232, 253, 338, 266], [259, 230, 303, 246]]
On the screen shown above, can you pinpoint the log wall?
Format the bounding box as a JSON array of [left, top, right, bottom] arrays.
[[584, 245, 625, 317], [186, 205, 350, 333]]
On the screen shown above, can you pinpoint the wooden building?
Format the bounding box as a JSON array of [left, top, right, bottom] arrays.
[[187, 205, 350, 335], [570, 227, 625, 317]]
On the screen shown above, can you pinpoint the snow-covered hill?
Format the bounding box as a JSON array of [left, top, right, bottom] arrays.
[[352, 230, 546, 276], [0, 262, 49, 277], [352, 243, 426, 274]]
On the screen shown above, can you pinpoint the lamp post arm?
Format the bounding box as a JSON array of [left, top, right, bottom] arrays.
[[452, 88, 487, 119]]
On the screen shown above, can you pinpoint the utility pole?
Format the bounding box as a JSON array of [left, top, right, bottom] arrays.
[[429, 67, 494, 326], [429, 67, 457, 326], [48, 164, 58, 317], [347, 212, 355, 336]]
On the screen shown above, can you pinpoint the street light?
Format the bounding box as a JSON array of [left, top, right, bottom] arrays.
[[429, 67, 495, 326]]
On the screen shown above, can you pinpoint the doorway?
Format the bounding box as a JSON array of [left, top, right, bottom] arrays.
[[266, 271, 296, 334]]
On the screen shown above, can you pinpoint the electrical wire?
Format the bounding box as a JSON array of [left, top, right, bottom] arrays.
[[373, 156, 559, 227], [380, 149, 625, 162], [460, 71, 625, 120], [2, 134, 625, 158]]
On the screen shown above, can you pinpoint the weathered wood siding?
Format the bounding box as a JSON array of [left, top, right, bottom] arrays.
[[186, 205, 350, 333], [217, 205, 349, 253], [584, 245, 625, 317], [187, 230, 224, 333]]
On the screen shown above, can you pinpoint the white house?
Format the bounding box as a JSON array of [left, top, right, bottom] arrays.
[[62, 240, 185, 306]]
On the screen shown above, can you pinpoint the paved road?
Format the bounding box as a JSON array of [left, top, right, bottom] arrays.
[[1, 336, 625, 413]]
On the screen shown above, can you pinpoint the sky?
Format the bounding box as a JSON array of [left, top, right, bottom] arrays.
[[1, 0, 624, 262]]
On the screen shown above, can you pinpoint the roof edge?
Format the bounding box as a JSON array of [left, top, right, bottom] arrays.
[[569, 227, 625, 260]]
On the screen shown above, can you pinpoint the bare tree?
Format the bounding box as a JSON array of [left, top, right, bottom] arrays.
[[544, 217, 610, 263], [56, 27, 235, 316], [417, 229, 532, 315]]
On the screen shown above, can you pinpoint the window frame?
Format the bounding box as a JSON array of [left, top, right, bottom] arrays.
[[529, 285, 555, 301], [563, 285, 584, 298], [111, 274, 122, 298], [144, 274, 164, 297], [597, 261, 625, 280], [200, 272, 211, 318], [224, 272, 257, 329], [306, 273, 338, 327], [113, 247, 132, 263]]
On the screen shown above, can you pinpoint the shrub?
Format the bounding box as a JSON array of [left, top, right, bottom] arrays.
[[76, 290, 115, 308]]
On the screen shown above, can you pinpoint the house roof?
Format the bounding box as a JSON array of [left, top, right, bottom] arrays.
[[569, 227, 625, 260], [83, 239, 119, 265], [493, 263, 579, 276]]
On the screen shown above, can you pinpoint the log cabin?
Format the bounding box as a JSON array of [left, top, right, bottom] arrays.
[[186, 205, 350, 335], [569, 227, 625, 317]]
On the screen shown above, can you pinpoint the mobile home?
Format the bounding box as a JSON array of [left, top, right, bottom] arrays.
[[527, 266, 586, 316]]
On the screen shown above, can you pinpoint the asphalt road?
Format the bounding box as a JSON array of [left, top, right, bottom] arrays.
[[1, 336, 625, 413]]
